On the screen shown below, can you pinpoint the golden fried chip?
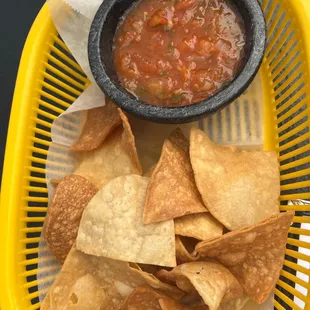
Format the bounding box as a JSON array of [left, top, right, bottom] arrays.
[[74, 110, 142, 188], [129, 264, 184, 299], [143, 129, 207, 224], [121, 287, 165, 310], [189, 128, 280, 230], [77, 175, 176, 267], [196, 212, 294, 304], [41, 245, 183, 310], [67, 274, 108, 309], [175, 236, 199, 264], [175, 213, 223, 241], [70, 99, 121, 152], [43, 174, 98, 263], [159, 297, 208, 310], [157, 262, 243, 310]]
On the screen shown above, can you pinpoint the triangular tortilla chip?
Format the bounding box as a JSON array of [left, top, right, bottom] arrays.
[[175, 213, 223, 241], [175, 236, 199, 264], [70, 99, 121, 152], [159, 298, 208, 309], [143, 129, 207, 224], [77, 175, 176, 267], [196, 212, 294, 303], [74, 109, 142, 188], [121, 287, 165, 310], [157, 262, 243, 310], [41, 245, 183, 310], [189, 128, 280, 230], [43, 174, 98, 263]]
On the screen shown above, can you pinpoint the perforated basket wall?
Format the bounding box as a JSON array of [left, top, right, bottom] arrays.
[[1, 0, 310, 309]]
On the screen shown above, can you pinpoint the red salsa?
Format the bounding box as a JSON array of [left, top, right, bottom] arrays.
[[113, 0, 246, 107]]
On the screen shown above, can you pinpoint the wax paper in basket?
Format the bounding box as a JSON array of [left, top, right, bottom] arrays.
[[38, 0, 264, 304]]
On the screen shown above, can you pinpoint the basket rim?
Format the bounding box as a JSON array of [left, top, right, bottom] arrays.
[[1, 1, 310, 309], [0, 4, 57, 309]]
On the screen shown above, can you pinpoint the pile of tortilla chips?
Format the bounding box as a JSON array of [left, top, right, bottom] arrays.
[[42, 102, 293, 310]]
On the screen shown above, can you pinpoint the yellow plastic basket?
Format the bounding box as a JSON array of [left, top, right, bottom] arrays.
[[1, 0, 310, 309]]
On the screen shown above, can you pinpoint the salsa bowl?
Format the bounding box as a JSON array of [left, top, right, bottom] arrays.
[[88, 0, 266, 124]]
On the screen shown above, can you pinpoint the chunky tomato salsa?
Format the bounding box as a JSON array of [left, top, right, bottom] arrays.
[[113, 0, 246, 107]]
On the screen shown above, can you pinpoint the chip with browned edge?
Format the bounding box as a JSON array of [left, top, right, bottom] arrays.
[[74, 109, 142, 188], [143, 129, 207, 224], [41, 245, 183, 310], [77, 175, 176, 267], [157, 262, 243, 310], [196, 212, 294, 304], [175, 213, 223, 241], [190, 128, 280, 230], [70, 99, 121, 152], [43, 174, 98, 263], [175, 236, 199, 265]]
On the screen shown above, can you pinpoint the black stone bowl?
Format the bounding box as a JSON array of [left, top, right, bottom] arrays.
[[89, 0, 266, 124]]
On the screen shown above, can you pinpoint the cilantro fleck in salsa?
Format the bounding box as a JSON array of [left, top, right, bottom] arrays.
[[113, 0, 246, 107]]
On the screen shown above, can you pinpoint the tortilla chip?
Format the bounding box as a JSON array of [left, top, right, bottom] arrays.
[[175, 213, 223, 241], [43, 174, 98, 263], [74, 110, 142, 188], [175, 236, 199, 264], [121, 287, 165, 310], [129, 265, 183, 299], [159, 298, 208, 310], [67, 273, 108, 308], [196, 212, 294, 303], [189, 128, 280, 230], [70, 99, 121, 152], [41, 245, 183, 310], [121, 287, 206, 310], [157, 262, 243, 310], [77, 175, 176, 267], [143, 129, 207, 224]]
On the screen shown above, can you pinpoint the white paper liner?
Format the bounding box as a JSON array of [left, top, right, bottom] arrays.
[[37, 0, 265, 305]]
